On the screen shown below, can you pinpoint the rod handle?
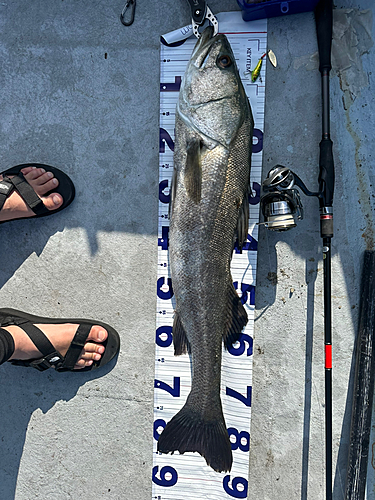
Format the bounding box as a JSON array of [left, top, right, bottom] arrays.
[[315, 0, 333, 73], [319, 137, 335, 207]]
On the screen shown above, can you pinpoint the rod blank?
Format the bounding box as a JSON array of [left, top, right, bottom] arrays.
[[345, 250, 375, 499]]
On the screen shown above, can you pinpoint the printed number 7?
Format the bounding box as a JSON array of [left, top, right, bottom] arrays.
[[154, 377, 181, 397], [226, 386, 252, 407]]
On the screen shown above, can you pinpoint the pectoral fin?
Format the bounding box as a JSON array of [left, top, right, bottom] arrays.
[[184, 139, 202, 203]]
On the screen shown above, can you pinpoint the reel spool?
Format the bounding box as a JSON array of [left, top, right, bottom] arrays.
[[260, 166, 303, 231], [260, 165, 320, 232]]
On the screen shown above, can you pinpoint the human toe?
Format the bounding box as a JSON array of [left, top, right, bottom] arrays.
[[79, 348, 103, 362], [25, 170, 60, 193], [86, 326, 108, 343], [20, 166, 37, 176], [74, 342, 106, 369], [80, 342, 106, 357], [39, 192, 63, 210], [74, 358, 94, 369], [22, 167, 47, 181]]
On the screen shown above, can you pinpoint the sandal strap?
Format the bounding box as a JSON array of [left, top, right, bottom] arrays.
[[8, 319, 65, 371], [0, 179, 14, 211], [3, 174, 49, 216], [8, 319, 92, 372], [58, 323, 92, 371], [11, 351, 65, 371]]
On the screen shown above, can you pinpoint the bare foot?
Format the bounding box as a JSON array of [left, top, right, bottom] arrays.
[[0, 166, 63, 222], [5, 323, 107, 369]]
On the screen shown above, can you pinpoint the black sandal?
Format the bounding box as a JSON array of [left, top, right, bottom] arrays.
[[0, 308, 120, 372], [0, 163, 75, 223]]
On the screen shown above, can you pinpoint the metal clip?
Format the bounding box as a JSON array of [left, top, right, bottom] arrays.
[[192, 5, 218, 38], [120, 0, 136, 27], [186, 1, 218, 39]]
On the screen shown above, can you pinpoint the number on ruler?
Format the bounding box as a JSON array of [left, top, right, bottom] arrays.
[[227, 427, 250, 452], [158, 226, 169, 251], [152, 465, 178, 487], [160, 128, 174, 153], [154, 377, 181, 397], [155, 326, 173, 348], [159, 179, 170, 204], [252, 128, 263, 154], [160, 76, 182, 92], [154, 419, 167, 440], [249, 182, 261, 205], [157, 277, 173, 300], [233, 282, 255, 306], [223, 476, 248, 499], [234, 234, 258, 253], [226, 386, 252, 407], [228, 333, 253, 357]]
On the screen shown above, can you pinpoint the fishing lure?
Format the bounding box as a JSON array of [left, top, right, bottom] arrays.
[[251, 52, 267, 82], [245, 49, 277, 82]]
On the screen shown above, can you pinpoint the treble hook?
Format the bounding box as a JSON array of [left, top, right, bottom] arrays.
[[120, 0, 136, 26]]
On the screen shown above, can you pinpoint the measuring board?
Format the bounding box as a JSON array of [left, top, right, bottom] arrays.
[[154, 12, 267, 500]]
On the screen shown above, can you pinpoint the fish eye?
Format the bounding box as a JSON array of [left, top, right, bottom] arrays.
[[217, 54, 232, 69]]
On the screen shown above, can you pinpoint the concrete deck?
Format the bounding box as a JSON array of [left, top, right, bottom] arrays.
[[0, 0, 373, 499]]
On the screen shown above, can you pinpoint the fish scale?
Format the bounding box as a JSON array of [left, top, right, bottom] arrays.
[[157, 26, 254, 473]]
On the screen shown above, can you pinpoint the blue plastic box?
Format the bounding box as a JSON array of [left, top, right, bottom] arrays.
[[237, 0, 320, 22]]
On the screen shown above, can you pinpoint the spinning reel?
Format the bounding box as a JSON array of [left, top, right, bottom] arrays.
[[260, 165, 322, 232]]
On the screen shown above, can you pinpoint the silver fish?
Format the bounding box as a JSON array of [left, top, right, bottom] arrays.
[[157, 27, 254, 473]]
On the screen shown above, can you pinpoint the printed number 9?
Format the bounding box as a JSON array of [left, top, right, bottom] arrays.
[[156, 326, 173, 348], [152, 465, 178, 487], [223, 475, 248, 498], [157, 277, 174, 300], [228, 333, 253, 356], [154, 419, 166, 441]]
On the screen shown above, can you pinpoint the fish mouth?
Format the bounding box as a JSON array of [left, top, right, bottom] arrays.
[[192, 26, 225, 69]]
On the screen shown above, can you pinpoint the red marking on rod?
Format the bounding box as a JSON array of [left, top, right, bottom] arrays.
[[325, 344, 332, 369], [320, 215, 333, 220]]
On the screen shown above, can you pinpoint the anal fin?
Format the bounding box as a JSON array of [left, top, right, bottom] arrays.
[[223, 283, 248, 349]]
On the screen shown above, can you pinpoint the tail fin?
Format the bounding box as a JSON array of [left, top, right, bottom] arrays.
[[157, 403, 232, 473]]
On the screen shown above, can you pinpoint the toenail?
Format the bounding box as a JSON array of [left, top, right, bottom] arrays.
[[53, 195, 61, 205], [98, 346, 105, 354], [94, 354, 101, 361], [40, 168, 45, 173], [47, 171, 53, 178], [98, 330, 106, 341], [52, 178, 58, 185]]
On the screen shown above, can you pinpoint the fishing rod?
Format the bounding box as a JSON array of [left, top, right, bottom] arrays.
[[260, 0, 334, 497], [315, 1, 334, 497]]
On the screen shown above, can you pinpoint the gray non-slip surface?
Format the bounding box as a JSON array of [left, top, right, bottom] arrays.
[[0, 1, 374, 499]]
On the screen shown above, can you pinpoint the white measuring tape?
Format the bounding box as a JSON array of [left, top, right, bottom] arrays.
[[154, 13, 267, 499]]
